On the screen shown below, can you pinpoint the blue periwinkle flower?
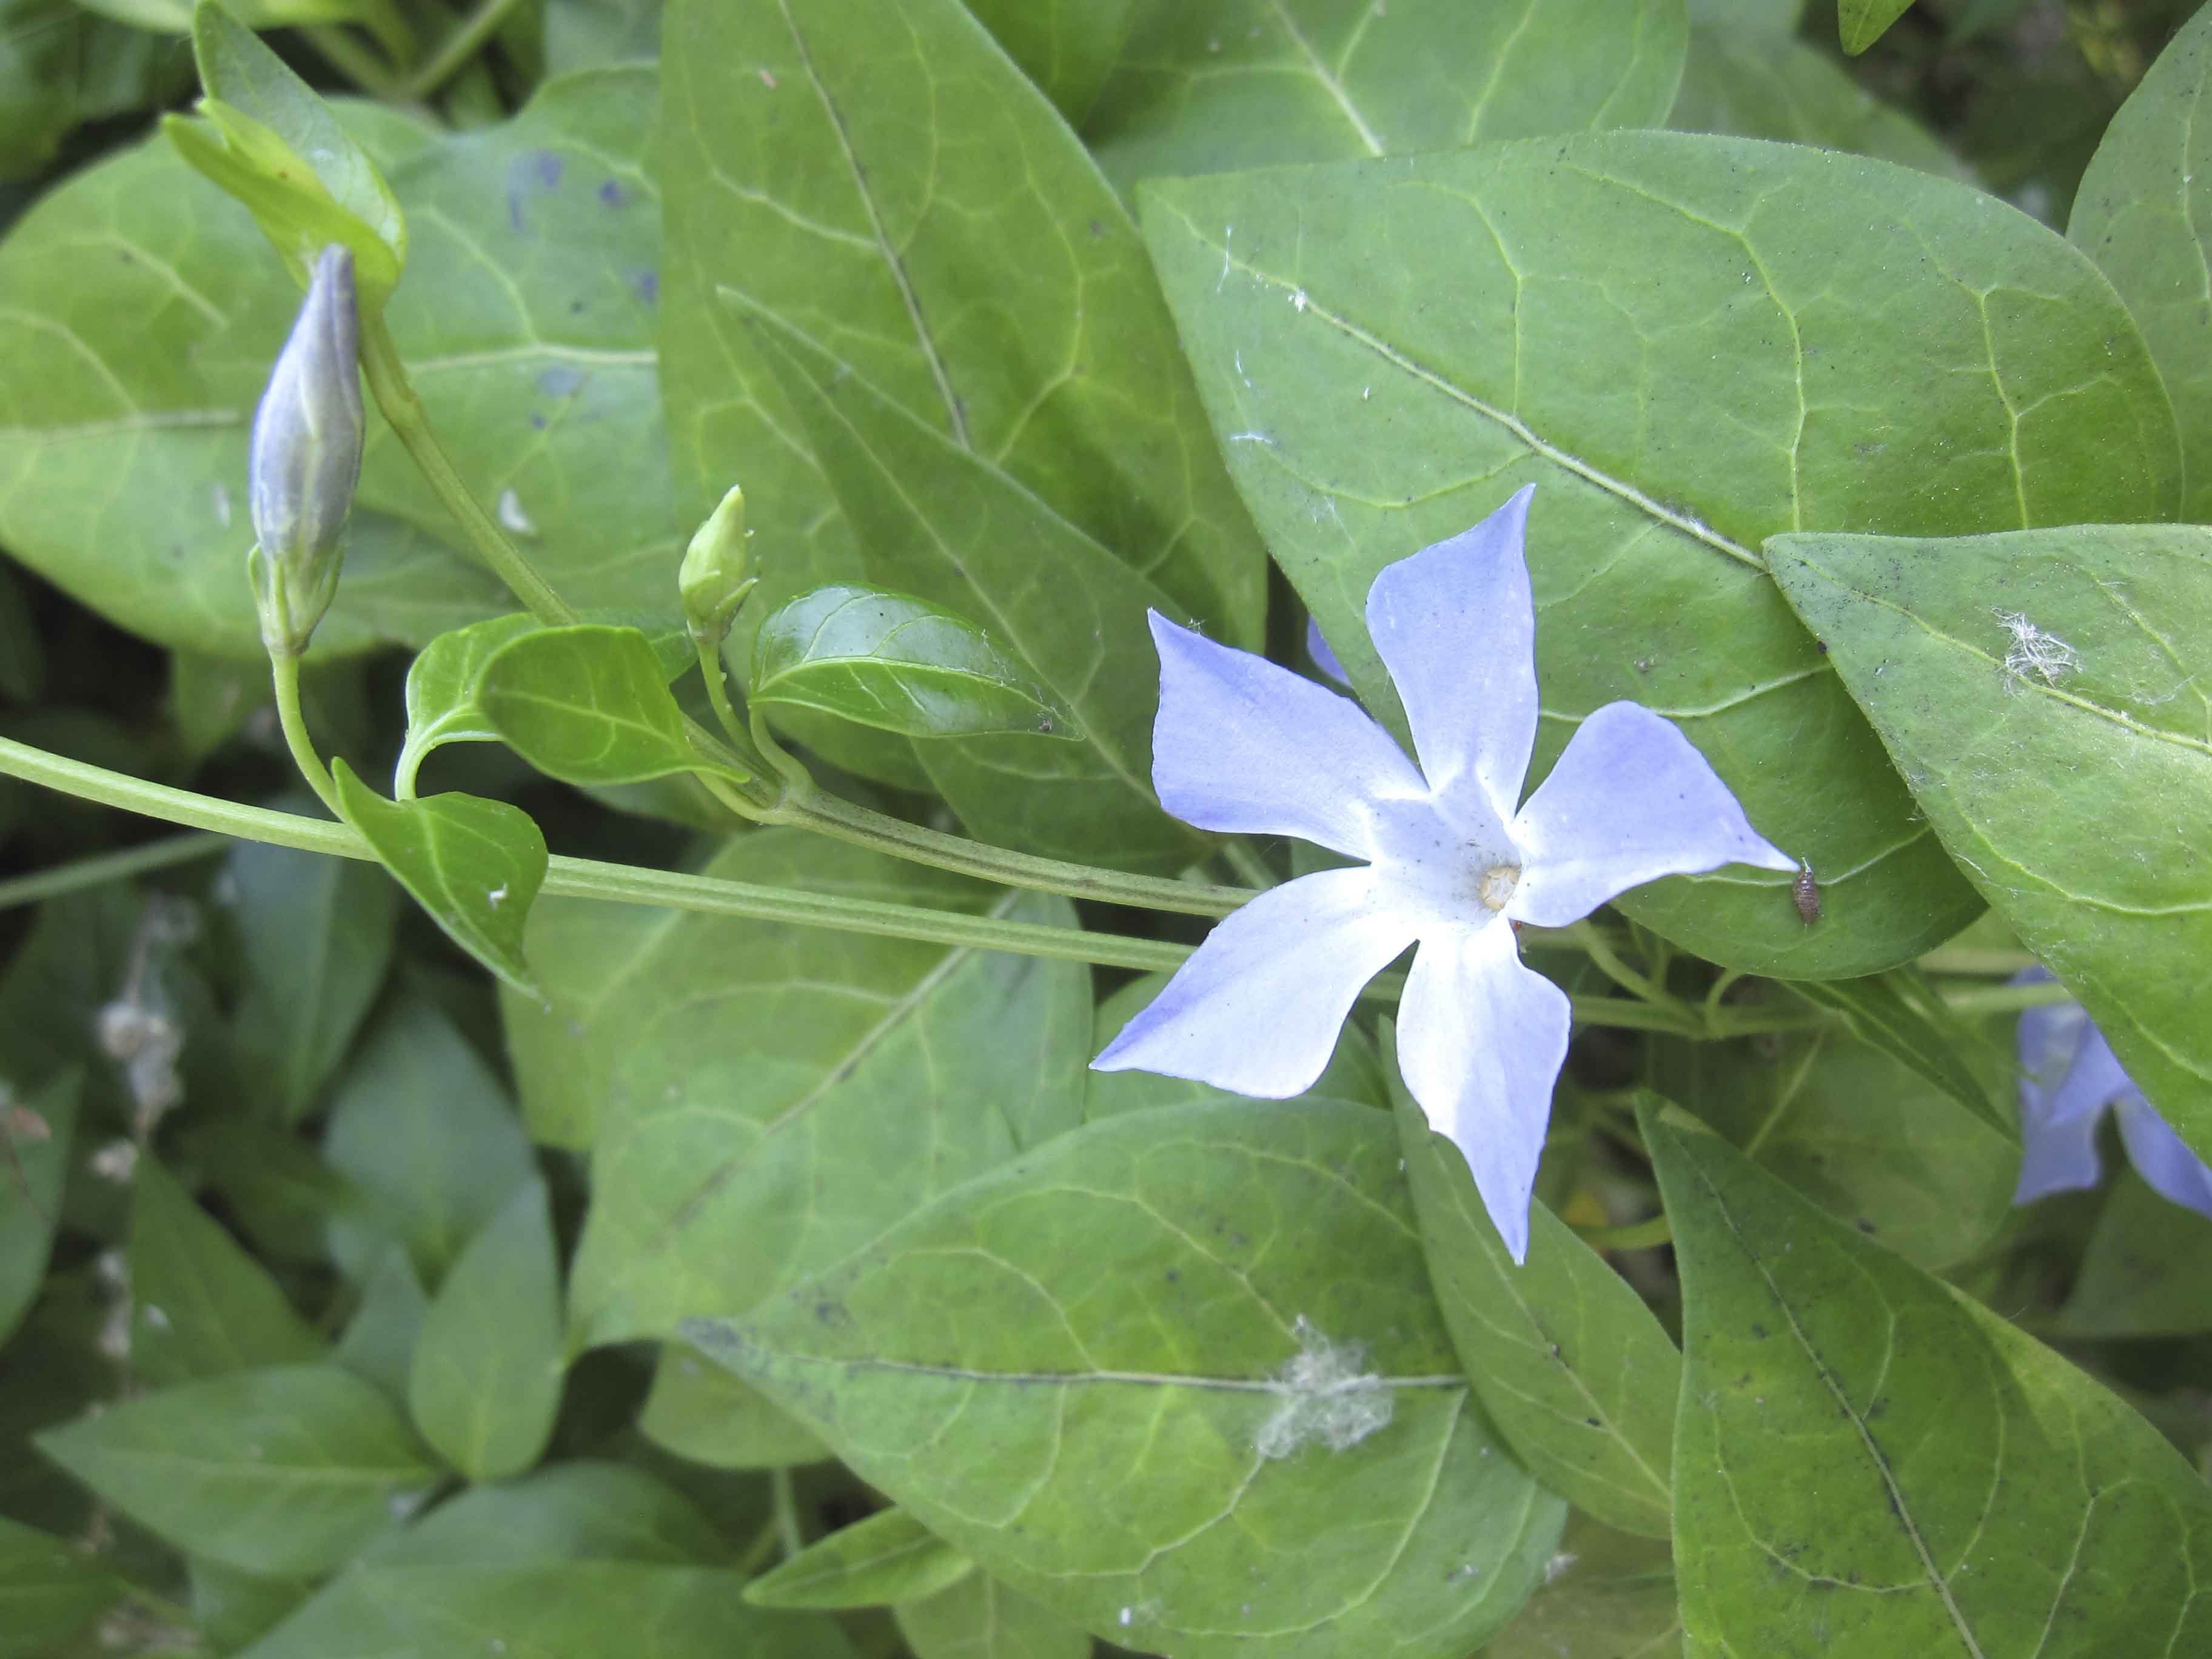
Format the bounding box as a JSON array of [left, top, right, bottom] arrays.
[[1093, 486, 1797, 1261], [247, 244, 363, 654], [2013, 967, 2212, 1220]]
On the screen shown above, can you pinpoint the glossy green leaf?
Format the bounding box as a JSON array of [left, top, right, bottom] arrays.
[[189, 1558, 313, 1654], [2070, 5, 2212, 525], [1652, 1019, 2016, 1270], [322, 996, 534, 1284], [330, 760, 548, 997], [1479, 1515, 1681, 1659], [0, 1513, 123, 1658], [1088, 0, 1687, 194], [569, 833, 1091, 1343], [639, 1343, 832, 1470], [1647, 1106, 2212, 1654], [746, 1507, 974, 1610], [408, 1178, 563, 1483], [732, 306, 1195, 870], [1767, 526, 2212, 1155], [653, 0, 1264, 786], [2054, 1173, 2212, 1339], [127, 1156, 326, 1388], [0, 558, 41, 702], [0, 1068, 75, 1349], [1781, 968, 2009, 1139], [1837, 0, 1914, 54], [336, 1247, 428, 1402], [226, 837, 396, 1123], [371, 1461, 731, 1567], [36, 1364, 441, 1574], [477, 624, 737, 789], [751, 585, 1078, 741], [967, 0, 1137, 125], [395, 612, 540, 792], [1142, 133, 2179, 977], [689, 1101, 1564, 1658], [1669, 25, 1965, 178], [895, 1569, 1091, 1659], [1391, 1085, 1678, 1539], [243, 1563, 858, 1659]]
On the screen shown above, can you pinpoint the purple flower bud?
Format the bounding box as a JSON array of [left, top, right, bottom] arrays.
[[247, 245, 363, 653]]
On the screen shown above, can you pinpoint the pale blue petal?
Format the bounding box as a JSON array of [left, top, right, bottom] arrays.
[[1364, 486, 1538, 827], [2114, 1099, 2212, 1222], [1393, 920, 1571, 1264], [2013, 1102, 2104, 1205], [1305, 616, 1351, 686], [1147, 612, 1426, 860], [1091, 866, 1417, 1098], [2013, 1008, 2124, 1205], [1505, 702, 1797, 927], [2012, 967, 2086, 1122]]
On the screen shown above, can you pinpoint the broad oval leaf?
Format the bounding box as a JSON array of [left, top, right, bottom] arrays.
[[1392, 1087, 1678, 1540], [1644, 1107, 2212, 1655], [751, 585, 1077, 740], [745, 1507, 974, 1610], [1141, 133, 2180, 977], [638, 1343, 833, 1470], [2053, 1173, 2212, 1340], [35, 1364, 441, 1575], [407, 1177, 564, 1484], [331, 760, 547, 997], [895, 1569, 1091, 1659], [0, 1513, 124, 1658], [1780, 967, 2009, 1140], [395, 612, 540, 793], [2070, 4, 2212, 524], [476, 625, 737, 790], [688, 1101, 1566, 1658], [0, 1069, 76, 1349], [1766, 526, 2212, 1158], [1088, 0, 1689, 194], [967, 0, 1138, 125]]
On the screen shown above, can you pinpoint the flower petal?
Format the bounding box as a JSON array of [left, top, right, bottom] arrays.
[[1147, 612, 1426, 860], [1364, 486, 1538, 826], [1091, 866, 1416, 1098], [1505, 702, 1797, 927], [1305, 615, 1351, 686], [2013, 1012, 2125, 1205], [2114, 1099, 2212, 1222], [1394, 921, 1570, 1264]]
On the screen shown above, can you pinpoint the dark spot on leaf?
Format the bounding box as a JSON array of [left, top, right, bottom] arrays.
[[1165, 1270, 1178, 1283], [1584, 1417, 1600, 1428], [1635, 658, 1653, 673], [530, 414, 548, 430], [1816, 638, 1829, 654], [631, 269, 660, 306], [598, 179, 627, 207], [1089, 219, 1105, 238], [813, 1298, 852, 1328], [1855, 1217, 1877, 1233], [1751, 1322, 1768, 1339], [538, 365, 585, 399], [506, 150, 565, 233]]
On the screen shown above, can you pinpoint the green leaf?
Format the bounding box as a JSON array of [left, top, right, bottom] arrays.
[[2054, 1173, 2212, 1339], [0, 1068, 76, 1349], [2070, 4, 2212, 525], [1766, 526, 2212, 1155], [336, 1247, 428, 1402], [171, 0, 407, 306], [179, 1116, 359, 1265], [690, 1101, 1564, 1658], [894, 1569, 1091, 1659], [0, 557, 42, 702], [243, 1563, 859, 1659], [189, 1558, 313, 1654], [653, 0, 1264, 783], [1837, 0, 1915, 55], [1780, 968, 2009, 1140], [0, 1513, 124, 1658], [967, 0, 1137, 125], [369, 1461, 732, 1567], [477, 625, 738, 789], [36, 1364, 441, 1575], [751, 585, 1078, 741], [1141, 133, 2180, 977], [1479, 1515, 1681, 1659], [1088, 0, 1687, 194], [569, 834, 1092, 1342], [395, 612, 541, 793], [408, 1178, 565, 1483], [322, 996, 534, 1284], [330, 760, 548, 997], [127, 1156, 326, 1388], [1669, 25, 1966, 178], [1390, 1082, 1678, 1540], [225, 838, 397, 1124], [1646, 1106, 2212, 1654], [731, 304, 1195, 870], [0, 0, 187, 182], [638, 1344, 832, 1470], [746, 1507, 974, 1610]]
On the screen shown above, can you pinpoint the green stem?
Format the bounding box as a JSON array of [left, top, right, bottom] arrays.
[[771, 786, 1256, 919], [1563, 919, 1674, 1007], [1570, 1212, 1673, 1251], [1917, 946, 2037, 976], [269, 651, 342, 818], [0, 833, 227, 911], [1222, 838, 1279, 890], [771, 1469, 805, 1561], [358, 318, 576, 626], [1937, 980, 2073, 1017], [403, 0, 529, 97], [300, 25, 406, 97]]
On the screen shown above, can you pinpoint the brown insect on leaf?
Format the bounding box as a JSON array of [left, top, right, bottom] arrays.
[[1792, 860, 1822, 926]]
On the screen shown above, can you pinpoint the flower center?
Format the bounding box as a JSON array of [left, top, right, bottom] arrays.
[[1478, 863, 1521, 912]]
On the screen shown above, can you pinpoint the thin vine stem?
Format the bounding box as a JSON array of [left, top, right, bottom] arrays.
[[0, 833, 226, 911], [403, 0, 531, 97], [269, 650, 343, 818]]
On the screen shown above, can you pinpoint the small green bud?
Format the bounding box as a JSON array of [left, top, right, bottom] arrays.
[[247, 244, 363, 656], [679, 484, 754, 648]]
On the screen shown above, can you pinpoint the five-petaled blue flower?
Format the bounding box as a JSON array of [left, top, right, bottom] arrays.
[[2014, 967, 2212, 1221], [1092, 487, 1798, 1261]]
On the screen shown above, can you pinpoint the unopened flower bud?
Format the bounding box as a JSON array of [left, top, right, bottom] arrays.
[[679, 484, 753, 648], [247, 244, 363, 655]]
